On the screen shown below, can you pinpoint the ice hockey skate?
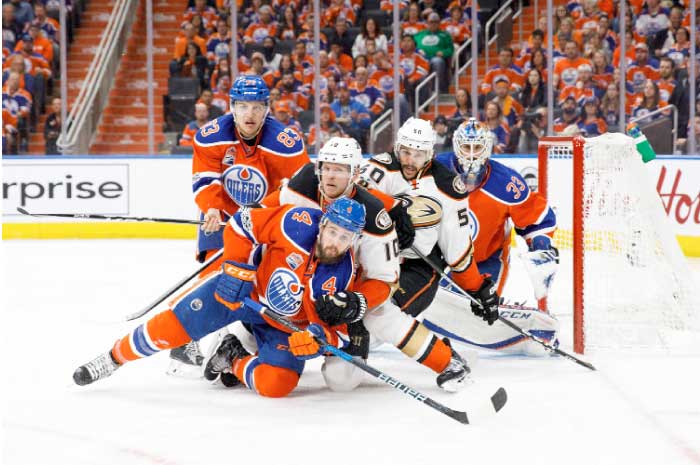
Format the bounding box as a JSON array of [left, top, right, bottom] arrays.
[[73, 352, 121, 386], [203, 334, 249, 387], [436, 340, 472, 392], [166, 340, 204, 378]]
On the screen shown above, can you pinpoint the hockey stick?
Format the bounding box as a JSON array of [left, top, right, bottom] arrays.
[[243, 297, 507, 425], [125, 248, 225, 321], [409, 246, 596, 371], [16, 207, 227, 227]]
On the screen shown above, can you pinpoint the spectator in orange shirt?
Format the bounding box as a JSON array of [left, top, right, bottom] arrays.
[[179, 103, 209, 147], [440, 5, 471, 45], [481, 47, 525, 95], [573, 0, 600, 31], [657, 56, 677, 103], [272, 99, 303, 136], [322, 0, 356, 28], [553, 40, 592, 88], [491, 77, 524, 127], [516, 29, 545, 69], [329, 38, 353, 75], [276, 68, 310, 111], [171, 41, 208, 90], [174, 22, 207, 59], [16, 23, 53, 65], [245, 52, 275, 88], [244, 5, 278, 44], [399, 33, 429, 110], [402, 3, 427, 37], [183, 0, 219, 32], [626, 42, 660, 93], [293, 40, 315, 84]]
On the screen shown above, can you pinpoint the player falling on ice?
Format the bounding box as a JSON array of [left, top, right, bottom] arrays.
[[215, 136, 473, 392], [168, 75, 310, 374], [74, 198, 372, 398]]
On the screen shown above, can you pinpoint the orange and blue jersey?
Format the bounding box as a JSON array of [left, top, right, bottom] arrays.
[[179, 120, 201, 146], [577, 117, 608, 137], [112, 204, 358, 398], [434, 155, 556, 292], [192, 113, 309, 258]]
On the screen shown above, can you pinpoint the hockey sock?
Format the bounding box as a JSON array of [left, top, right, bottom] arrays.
[[396, 321, 451, 373], [112, 310, 191, 364], [233, 355, 300, 398]]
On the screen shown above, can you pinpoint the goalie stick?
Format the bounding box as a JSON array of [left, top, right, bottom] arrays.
[[243, 297, 508, 425], [409, 246, 597, 371], [125, 249, 224, 321], [16, 207, 227, 227]]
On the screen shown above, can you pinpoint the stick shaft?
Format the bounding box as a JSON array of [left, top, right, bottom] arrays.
[[125, 249, 225, 321], [243, 298, 471, 424], [16, 207, 226, 226], [409, 247, 596, 371]]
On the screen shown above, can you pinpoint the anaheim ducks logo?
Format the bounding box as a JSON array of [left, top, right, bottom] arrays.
[[266, 268, 304, 316], [222, 164, 268, 207], [399, 194, 443, 228]]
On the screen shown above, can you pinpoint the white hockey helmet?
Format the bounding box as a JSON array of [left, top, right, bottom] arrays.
[[394, 117, 436, 160], [452, 117, 494, 190], [316, 137, 364, 197]]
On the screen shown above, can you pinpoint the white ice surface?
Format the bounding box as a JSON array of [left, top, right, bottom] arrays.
[[2, 239, 700, 465]]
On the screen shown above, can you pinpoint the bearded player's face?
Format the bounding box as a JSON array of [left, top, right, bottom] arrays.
[[316, 222, 355, 264]]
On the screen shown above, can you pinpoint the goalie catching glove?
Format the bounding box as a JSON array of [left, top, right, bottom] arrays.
[[522, 236, 559, 300], [468, 277, 500, 325], [214, 261, 257, 310], [315, 291, 367, 326], [288, 324, 332, 360]]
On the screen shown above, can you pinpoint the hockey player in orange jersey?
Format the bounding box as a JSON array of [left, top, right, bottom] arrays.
[[169, 75, 310, 374], [430, 118, 560, 354], [256, 137, 472, 392], [73, 199, 368, 398]]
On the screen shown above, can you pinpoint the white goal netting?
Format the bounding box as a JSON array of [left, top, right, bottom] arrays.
[[541, 133, 699, 353]]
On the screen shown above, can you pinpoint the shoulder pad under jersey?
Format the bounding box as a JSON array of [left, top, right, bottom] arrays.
[[281, 207, 323, 253], [286, 163, 320, 201], [352, 187, 394, 236], [481, 159, 531, 205], [427, 160, 469, 200], [259, 116, 306, 156], [368, 151, 401, 171], [194, 113, 235, 145]]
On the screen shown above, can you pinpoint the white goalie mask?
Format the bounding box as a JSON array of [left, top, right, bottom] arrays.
[[452, 118, 494, 191], [316, 137, 364, 198], [394, 117, 436, 168]]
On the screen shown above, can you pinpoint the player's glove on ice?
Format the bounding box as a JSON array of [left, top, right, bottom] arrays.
[[389, 198, 415, 250], [315, 291, 367, 326], [215, 261, 257, 310], [468, 277, 500, 325], [344, 320, 370, 359], [288, 324, 330, 360]]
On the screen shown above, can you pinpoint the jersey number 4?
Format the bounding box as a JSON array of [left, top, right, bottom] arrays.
[[292, 211, 313, 225], [322, 277, 337, 295]]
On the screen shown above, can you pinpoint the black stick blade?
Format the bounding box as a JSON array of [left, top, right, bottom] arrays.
[[16, 207, 30, 215], [491, 387, 508, 412]]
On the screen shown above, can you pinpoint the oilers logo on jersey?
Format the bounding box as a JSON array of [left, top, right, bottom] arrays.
[[266, 268, 304, 316], [223, 165, 269, 207]]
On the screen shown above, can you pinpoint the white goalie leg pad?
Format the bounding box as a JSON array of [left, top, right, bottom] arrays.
[[321, 356, 366, 392], [421, 287, 560, 356]]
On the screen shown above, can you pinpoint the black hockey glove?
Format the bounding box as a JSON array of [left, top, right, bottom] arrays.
[[315, 291, 368, 326], [468, 278, 500, 326], [388, 200, 415, 250], [343, 320, 370, 359]]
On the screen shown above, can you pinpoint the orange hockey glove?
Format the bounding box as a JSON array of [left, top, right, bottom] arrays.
[[288, 324, 330, 360]]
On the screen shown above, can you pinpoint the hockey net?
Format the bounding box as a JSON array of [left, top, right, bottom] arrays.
[[538, 133, 699, 354]]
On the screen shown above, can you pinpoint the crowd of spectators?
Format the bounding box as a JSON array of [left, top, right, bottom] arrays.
[[169, 0, 700, 155], [171, 0, 476, 151], [2, 0, 73, 154]]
